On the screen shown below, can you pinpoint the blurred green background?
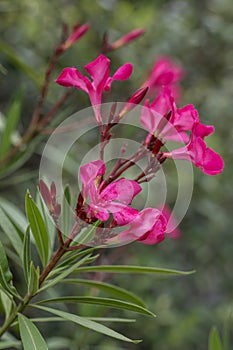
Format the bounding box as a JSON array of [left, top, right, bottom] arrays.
[[0, 0, 232, 349]]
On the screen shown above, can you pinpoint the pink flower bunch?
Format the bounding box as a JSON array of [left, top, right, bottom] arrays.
[[77, 159, 167, 245], [53, 27, 224, 246], [140, 87, 224, 175]]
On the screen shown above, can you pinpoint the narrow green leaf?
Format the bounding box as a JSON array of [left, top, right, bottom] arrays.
[[25, 191, 50, 266], [0, 205, 23, 258], [84, 317, 136, 323], [0, 239, 20, 298], [208, 326, 223, 350], [37, 296, 155, 317], [23, 227, 31, 284], [32, 305, 142, 343], [56, 247, 96, 269], [47, 248, 98, 278], [62, 279, 146, 307], [18, 314, 48, 350], [30, 317, 135, 323], [76, 265, 195, 275], [0, 340, 21, 349], [28, 262, 40, 295], [38, 254, 94, 292], [0, 91, 22, 158]]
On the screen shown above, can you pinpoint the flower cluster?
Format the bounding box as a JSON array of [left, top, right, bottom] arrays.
[[76, 159, 167, 245], [53, 30, 224, 247]]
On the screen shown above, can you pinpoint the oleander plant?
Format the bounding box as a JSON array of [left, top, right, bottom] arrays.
[[0, 2, 230, 349]]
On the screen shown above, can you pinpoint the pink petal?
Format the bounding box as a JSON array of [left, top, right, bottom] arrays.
[[112, 63, 133, 81], [151, 57, 184, 86], [201, 147, 224, 175], [80, 160, 106, 186], [113, 206, 138, 226], [117, 208, 163, 242], [105, 63, 133, 91], [101, 179, 141, 204], [193, 123, 215, 138], [55, 68, 90, 92], [94, 208, 110, 222], [80, 160, 106, 199], [175, 104, 199, 131], [140, 102, 162, 134], [85, 54, 110, 91], [150, 87, 173, 116], [137, 214, 166, 244]]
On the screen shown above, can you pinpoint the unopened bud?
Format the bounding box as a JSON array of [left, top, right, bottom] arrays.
[[110, 28, 145, 50], [58, 23, 90, 53], [118, 87, 149, 118]]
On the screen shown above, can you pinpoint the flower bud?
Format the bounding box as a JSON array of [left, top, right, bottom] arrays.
[[109, 29, 145, 50], [118, 87, 148, 118]]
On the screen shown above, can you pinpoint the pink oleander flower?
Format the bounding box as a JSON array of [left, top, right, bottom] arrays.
[[142, 57, 184, 101], [140, 87, 199, 143], [80, 160, 141, 224], [109, 208, 167, 245], [55, 54, 133, 123], [58, 23, 90, 52], [163, 122, 224, 175], [109, 28, 145, 50]]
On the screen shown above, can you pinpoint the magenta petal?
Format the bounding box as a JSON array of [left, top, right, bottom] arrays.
[[116, 208, 166, 243], [125, 208, 162, 235], [175, 104, 199, 131], [202, 147, 224, 175], [101, 179, 141, 204], [137, 215, 166, 244], [113, 206, 138, 226], [104, 63, 133, 90], [85, 54, 110, 91], [94, 208, 109, 222], [80, 160, 106, 186], [150, 87, 173, 116], [55, 68, 90, 92], [140, 103, 162, 134], [151, 57, 184, 86], [194, 123, 215, 138], [112, 63, 133, 81]]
